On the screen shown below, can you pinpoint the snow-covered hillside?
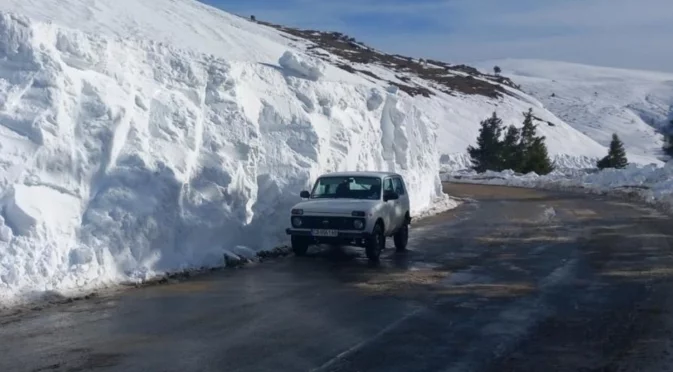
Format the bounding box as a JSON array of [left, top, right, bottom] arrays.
[[0, 0, 642, 172], [0, 0, 657, 306], [478, 59, 673, 163]]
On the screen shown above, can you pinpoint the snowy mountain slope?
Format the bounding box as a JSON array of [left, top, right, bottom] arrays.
[[477, 59, 673, 163], [253, 21, 635, 170], [0, 0, 639, 170], [0, 0, 651, 305]]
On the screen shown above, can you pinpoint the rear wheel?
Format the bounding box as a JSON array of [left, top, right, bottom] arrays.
[[291, 236, 309, 256], [394, 222, 409, 252], [366, 222, 385, 261]]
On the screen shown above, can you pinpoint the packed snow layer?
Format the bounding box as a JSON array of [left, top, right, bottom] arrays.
[[0, 0, 364, 86], [443, 163, 673, 213], [0, 0, 292, 64], [0, 12, 454, 306], [278, 51, 325, 81], [477, 59, 673, 162]]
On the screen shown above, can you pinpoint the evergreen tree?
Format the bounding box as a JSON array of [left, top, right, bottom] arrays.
[[520, 108, 536, 148], [518, 108, 554, 175], [468, 112, 505, 172], [524, 137, 555, 175], [501, 125, 522, 171], [596, 156, 610, 169], [663, 120, 673, 158], [468, 109, 554, 174], [597, 133, 628, 169]]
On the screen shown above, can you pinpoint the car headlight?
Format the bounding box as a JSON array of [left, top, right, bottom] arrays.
[[292, 217, 303, 228], [353, 219, 364, 230]]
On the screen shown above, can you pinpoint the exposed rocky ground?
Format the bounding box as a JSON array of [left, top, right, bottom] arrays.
[[257, 20, 521, 99]]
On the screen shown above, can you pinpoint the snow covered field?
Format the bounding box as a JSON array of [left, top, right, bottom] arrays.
[[478, 59, 673, 163]]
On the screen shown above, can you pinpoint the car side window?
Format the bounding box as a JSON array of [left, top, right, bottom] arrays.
[[392, 177, 405, 195], [383, 178, 394, 193]]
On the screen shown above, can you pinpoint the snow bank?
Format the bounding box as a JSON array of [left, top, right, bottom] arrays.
[[443, 162, 673, 212], [0, 12, 454, 306], [278, 51, 325, 81], [439, 152, 603, 173]]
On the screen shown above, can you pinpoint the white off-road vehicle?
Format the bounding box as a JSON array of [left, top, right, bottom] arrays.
[[285, 171, 411, 261]]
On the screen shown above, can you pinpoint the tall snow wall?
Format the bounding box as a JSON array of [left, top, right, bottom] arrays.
[[0, 13, 451, 305]]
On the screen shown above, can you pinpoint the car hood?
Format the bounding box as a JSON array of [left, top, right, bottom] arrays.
[[292, 199, 379, 215]]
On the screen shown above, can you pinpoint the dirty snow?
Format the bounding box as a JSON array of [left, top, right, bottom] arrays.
[[539, 207, 556, 223]]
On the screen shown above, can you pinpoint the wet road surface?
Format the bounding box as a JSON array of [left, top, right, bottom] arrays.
[[2, 183, 673, 372]]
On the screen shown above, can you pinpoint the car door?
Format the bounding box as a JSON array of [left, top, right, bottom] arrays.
[[392, 176, 408, 226], [382, 177, 397, 235]]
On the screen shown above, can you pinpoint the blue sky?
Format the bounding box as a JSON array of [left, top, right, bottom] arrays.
[[201, 0, 673, 72]]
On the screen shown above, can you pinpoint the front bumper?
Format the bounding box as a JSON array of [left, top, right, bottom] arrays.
[[285, 229, 371, 239]]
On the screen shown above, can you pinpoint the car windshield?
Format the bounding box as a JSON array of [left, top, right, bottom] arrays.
[[310, 176, 382, 200]]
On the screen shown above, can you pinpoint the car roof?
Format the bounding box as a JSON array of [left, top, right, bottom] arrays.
[[318, 171, 403, 179]]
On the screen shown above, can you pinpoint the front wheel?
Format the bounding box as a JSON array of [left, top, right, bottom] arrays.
[[394, 223, 409, 252], [291, 236, 309, 256], [366, 223, 385, 261]]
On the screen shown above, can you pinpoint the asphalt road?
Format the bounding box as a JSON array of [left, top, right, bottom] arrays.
[[2, 183, 673, 372]]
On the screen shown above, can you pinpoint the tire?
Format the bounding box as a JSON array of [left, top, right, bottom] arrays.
[[291, 236, 309, 256], [394, 222, 409, 252], [366, 222, 385, 261]]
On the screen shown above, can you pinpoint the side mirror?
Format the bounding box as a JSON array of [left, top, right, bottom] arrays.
[[300, 190, 310, 198], [383, 191, 399, 201]]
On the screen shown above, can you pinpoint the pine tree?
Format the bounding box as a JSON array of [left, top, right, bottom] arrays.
[[596, 157, 609, 169], [468, 112, 505, 172], [517, 108, 554, 175], [468, 109, 553, 174], [663, 119, 673, 158], [520, 108, 536, 148], [597, 133, 628, 169], [501, 125, 522, 171], [524, 137, 555, 175]]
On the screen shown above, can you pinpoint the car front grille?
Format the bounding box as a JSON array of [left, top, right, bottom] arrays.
[[297, 216, 364, 230]]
